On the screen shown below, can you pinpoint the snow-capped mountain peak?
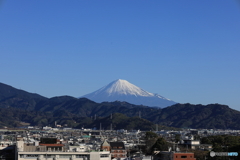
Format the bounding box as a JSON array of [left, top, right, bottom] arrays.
[[102, 79, 153, 97], [81, 79, 176, 108]]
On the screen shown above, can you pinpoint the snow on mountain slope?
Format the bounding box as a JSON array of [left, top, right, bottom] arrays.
[[81, 79, 176, 108]]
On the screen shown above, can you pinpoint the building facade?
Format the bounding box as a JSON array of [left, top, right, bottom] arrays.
[[16, 140, 111, 160]]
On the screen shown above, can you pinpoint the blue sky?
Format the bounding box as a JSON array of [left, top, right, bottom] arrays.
[[1, 0, 240, 110]]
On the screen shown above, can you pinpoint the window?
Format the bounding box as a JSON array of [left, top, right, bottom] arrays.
[[59, 155, 72, 158], [100, 154, 109, 158], [181, 155, 187, 158], [26, 155, 39, 158], [44, 155, 55, 158], [76, 154, 89, 158]]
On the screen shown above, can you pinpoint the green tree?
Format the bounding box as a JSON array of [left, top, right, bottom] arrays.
[[151, 137, 168, 152], [145, 131, 158, 154], [175, 134, 181, 143], [201, 137, 211, 144], [145, 131, 158, 140]]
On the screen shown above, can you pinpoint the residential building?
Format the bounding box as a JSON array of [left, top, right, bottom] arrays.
[[16, 138, 111, 160], [153, 151, 196, 160], [109, 142, 127, 159]]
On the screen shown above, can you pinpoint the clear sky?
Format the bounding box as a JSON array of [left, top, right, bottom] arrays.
[[1, 0, 240, 110]]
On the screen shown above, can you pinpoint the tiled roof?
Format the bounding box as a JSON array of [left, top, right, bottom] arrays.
[[109, 142, 125, 149], [102, 139, 110, 146]]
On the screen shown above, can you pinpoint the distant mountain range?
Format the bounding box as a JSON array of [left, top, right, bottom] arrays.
[[1, 82, 240, 130], [82, 79, 176, 108]]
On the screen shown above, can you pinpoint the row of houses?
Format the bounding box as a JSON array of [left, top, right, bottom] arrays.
[[0, 136, 198, 160], [2, 127, 225, 160], [16, 137, 197, 160]]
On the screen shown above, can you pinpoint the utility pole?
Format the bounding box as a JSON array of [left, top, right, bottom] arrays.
[[100, 123, 102, 139]]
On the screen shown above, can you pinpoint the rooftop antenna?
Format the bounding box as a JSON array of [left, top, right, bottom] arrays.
[[100, 123, 102, 139]]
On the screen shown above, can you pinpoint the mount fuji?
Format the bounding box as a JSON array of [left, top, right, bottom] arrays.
[[81, 79, 176, 108]]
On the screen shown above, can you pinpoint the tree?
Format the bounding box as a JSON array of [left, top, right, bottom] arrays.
[[175, 134, 181, 143], [144, 131, 158, 154], [145, 131, 158, 140], [151, 137, 168, 152]]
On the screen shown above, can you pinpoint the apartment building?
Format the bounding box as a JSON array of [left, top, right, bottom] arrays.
[[16, 139, 111, 160]]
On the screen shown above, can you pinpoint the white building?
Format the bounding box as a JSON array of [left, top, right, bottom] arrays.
[[16, 140, 111, 160]]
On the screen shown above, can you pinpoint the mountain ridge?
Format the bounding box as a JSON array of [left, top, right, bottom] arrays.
[[0, 82, 47, 101], [1, 81, 240, 130]]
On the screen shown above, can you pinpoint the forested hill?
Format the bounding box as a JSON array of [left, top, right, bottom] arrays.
[[0, 82, 240, 130]]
